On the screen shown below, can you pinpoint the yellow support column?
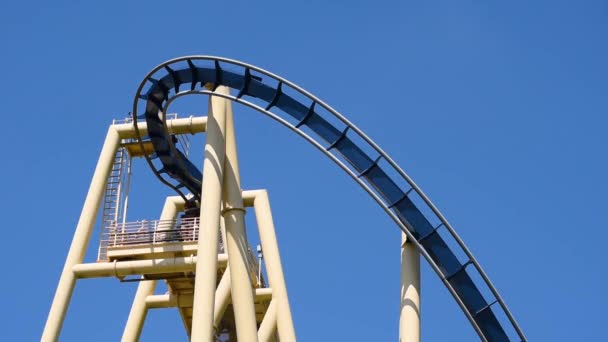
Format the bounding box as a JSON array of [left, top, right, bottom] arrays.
[[191, 87, 229, 341], [222, 90, 259, 342], [122, 196, 184, 341], [213, 218, 232, 328], [42, 126, 121, 342], [250, 191, 296, 341], [399, 232, 421, 342], [257, 300, 278, 342]]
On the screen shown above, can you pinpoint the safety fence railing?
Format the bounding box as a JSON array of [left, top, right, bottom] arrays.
[[96, 217, 262, 285], [112, 113, 180, 125], [97, 218, 202, 261]]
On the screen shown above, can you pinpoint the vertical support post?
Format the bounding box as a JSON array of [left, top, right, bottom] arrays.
[[222, 89, 259, 342], [399, 232, 421, 342], [252, 191, 296, 342], [42, 127, 121, 342], [191, 86, 229, 341], [122, 196, 184, 341]]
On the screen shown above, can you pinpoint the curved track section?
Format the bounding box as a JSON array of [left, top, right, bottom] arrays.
[[131, 56, 526, 342]]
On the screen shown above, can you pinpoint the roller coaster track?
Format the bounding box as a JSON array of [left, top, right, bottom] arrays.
[[131, 56, 527, 342]]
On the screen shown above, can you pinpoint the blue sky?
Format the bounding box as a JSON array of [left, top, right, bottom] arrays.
[[1, 1, 606, 341]]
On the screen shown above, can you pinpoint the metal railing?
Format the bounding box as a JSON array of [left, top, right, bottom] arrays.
[[112, 113, 180, 125], [99, 218, 203, 255], [98, 218, 190, 261], [97, 217, 262, 285]]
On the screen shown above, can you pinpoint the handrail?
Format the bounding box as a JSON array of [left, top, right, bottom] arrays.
[[97, 217, 262, 286]]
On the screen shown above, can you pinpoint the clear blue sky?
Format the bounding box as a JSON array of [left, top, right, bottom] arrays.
[[0, 1, 606, 341]]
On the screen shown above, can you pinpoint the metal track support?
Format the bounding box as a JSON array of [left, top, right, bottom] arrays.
[[222, 88, 259, 342], [43, 117, 208, 341], [249, 190, 296, 341], [191, 87, 229, 341], [122, 196, 184, 341], [258, 300, 277, 342], [399, 232, 421, 342], [42, 127, 121, 342]]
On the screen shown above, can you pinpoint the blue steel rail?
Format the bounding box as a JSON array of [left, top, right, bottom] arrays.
[[131, 56, 526, 342]]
